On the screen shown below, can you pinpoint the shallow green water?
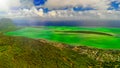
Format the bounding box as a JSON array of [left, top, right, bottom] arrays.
[[5, 26, 120, 49]]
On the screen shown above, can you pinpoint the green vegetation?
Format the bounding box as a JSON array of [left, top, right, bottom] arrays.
[[5, 26, 120, 49], [0, 18, 16, 32], [0, 34, 98, 68], [0, 34, 120, 68], [55, 30, 115, 36]]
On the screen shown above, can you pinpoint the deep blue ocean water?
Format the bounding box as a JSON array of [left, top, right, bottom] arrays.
[[13, 19, 120, 28]]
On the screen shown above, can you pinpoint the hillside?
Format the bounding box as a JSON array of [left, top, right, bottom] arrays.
[[0, 18, 16, 32], [0, 34, 119, 68], [0, 34, 97, 68]]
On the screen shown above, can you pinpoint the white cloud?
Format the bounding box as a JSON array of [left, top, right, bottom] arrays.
[[0, 0, 21, 12], [7, 8, 38, 18], [43, 0, 111, 10], [2, 9, 120, 21], [40, 0, 120, 10], [20, 0, 33, 8]]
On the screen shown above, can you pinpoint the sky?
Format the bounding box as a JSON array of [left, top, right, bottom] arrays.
[[1, 0, 120, 20], [33, 0, 120, 10]]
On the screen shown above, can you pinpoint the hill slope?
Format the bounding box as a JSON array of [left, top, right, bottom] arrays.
[[0, 34, 98, 68], [0, 18, 16, 32], [0, 34, 120, 68]]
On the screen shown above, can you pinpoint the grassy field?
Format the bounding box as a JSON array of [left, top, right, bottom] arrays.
[[5, 26, 120, 49]]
